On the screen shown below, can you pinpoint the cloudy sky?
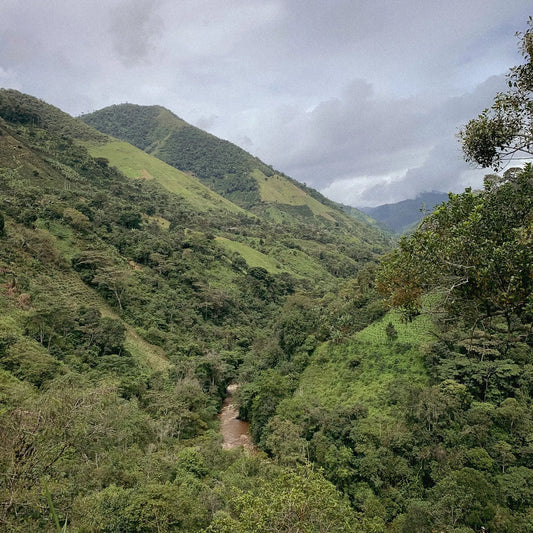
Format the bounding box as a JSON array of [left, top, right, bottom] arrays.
[[1, 1, 531, 206]]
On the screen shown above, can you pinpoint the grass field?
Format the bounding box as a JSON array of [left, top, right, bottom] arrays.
[[285, 311, 432, 416], [215, 236, 283, 272], [253, 170, 335, 221], [85, 140, 247, 215]]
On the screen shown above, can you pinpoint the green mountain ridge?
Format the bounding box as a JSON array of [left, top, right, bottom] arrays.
[[80, 103, 287, 208], [80, 103, 373, 229], [0, 88, 108, 143], [0, 88, 395, 531]]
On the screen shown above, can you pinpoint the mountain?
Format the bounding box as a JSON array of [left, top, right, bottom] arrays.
[[80, 103, 371, 229], [0, 88, 398, 530], [79, 102, 395, 273], [360, 191, 449, 233], [1, 88, 531, 533], [80, 103, 266, 208], [0, 88, 391, 346]]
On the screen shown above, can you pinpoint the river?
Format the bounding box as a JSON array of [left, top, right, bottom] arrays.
[[219, 384, 256, 452]]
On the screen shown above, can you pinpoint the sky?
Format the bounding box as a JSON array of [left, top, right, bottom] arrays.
[[1, 1, 532, 206]]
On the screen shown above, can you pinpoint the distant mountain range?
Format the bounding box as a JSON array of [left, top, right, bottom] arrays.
[[359, 191, 449, 234]]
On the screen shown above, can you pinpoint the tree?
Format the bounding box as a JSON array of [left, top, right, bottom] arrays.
[[264, 416, 308, 466], [63, 207, 90, 231], [377, 165, 533, 342], [460, 18, 533, 169], [92, 265, 130, 311], [385, 321, 398, 342], [429, 468, 496, 531], [206, 465, 358, 533]]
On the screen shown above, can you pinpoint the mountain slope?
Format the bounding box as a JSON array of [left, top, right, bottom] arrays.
[[78, 101, 391, 276], [0, 88, 393, 364], [81, 103, 273, 207], [0, 88, 107, 142], [2, 89, 530, 533], [84, 139, 248, 216], [80, 103, 381, 233], [360, 191, 449, 234], [0, 88, 389, 532]]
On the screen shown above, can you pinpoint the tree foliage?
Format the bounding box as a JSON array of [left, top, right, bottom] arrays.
[[377, 165, 533, 340], [2, 26, 533, 530], [460, 17, 533, 168], [0, 87, 392, 531]]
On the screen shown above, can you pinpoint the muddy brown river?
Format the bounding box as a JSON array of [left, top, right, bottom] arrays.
[[219, 384, 256, 452]]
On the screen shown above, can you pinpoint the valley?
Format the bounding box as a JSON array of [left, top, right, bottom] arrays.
[[0, 38, 532, 532]]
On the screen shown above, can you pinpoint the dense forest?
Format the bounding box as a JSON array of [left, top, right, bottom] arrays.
[[0, 20, 532, 533]]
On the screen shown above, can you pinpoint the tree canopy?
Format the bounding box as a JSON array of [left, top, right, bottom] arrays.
[[377, 165, 533, 338], [460, 17, 533, 169]]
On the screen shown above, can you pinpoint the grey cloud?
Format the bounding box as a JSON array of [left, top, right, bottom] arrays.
[[352, 75, 511, 205], [194, 114, 219, 131], [1, 0, 531, 206], [229, 80, 433, 186], [238, 81, 428, 179], [356, 141, 474, 206], [323, 75, 510, 206], [110, 0, 164, 66], [237, 73, 509, 206]]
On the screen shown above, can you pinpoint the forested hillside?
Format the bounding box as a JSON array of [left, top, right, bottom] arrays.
[[0, 89, 389, 532], [80, 103, 370, 229], [245, 166, 532, 532], [1, 19, 533, 533]]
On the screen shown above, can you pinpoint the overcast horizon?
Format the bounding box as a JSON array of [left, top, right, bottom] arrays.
[[2, 1, 532, 207]]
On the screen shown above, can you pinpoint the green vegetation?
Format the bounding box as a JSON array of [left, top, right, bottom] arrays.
[[0, 88, 107, 142], [84, 140, 247, 215], [460, 17, 533, 169], [1, 20, 532, 531], [0, 90, 388, 531], [233, 163, 532, 531], [254, 170, 336, 221], [215, 237, 282, 273], [80, 103, 188, 151], [80, 102, 390, 241]]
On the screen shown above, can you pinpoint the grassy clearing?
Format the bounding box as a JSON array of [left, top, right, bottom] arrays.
[[34, 219, 80, 262], [215, 237, 282, 272], [253, 170, 335, 220], [122, 325, 170, 372], [267, 246, 333, 282], [84, 140, 247, 215], [216, 236, 335, 283], [293, 311, 432, 414]]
